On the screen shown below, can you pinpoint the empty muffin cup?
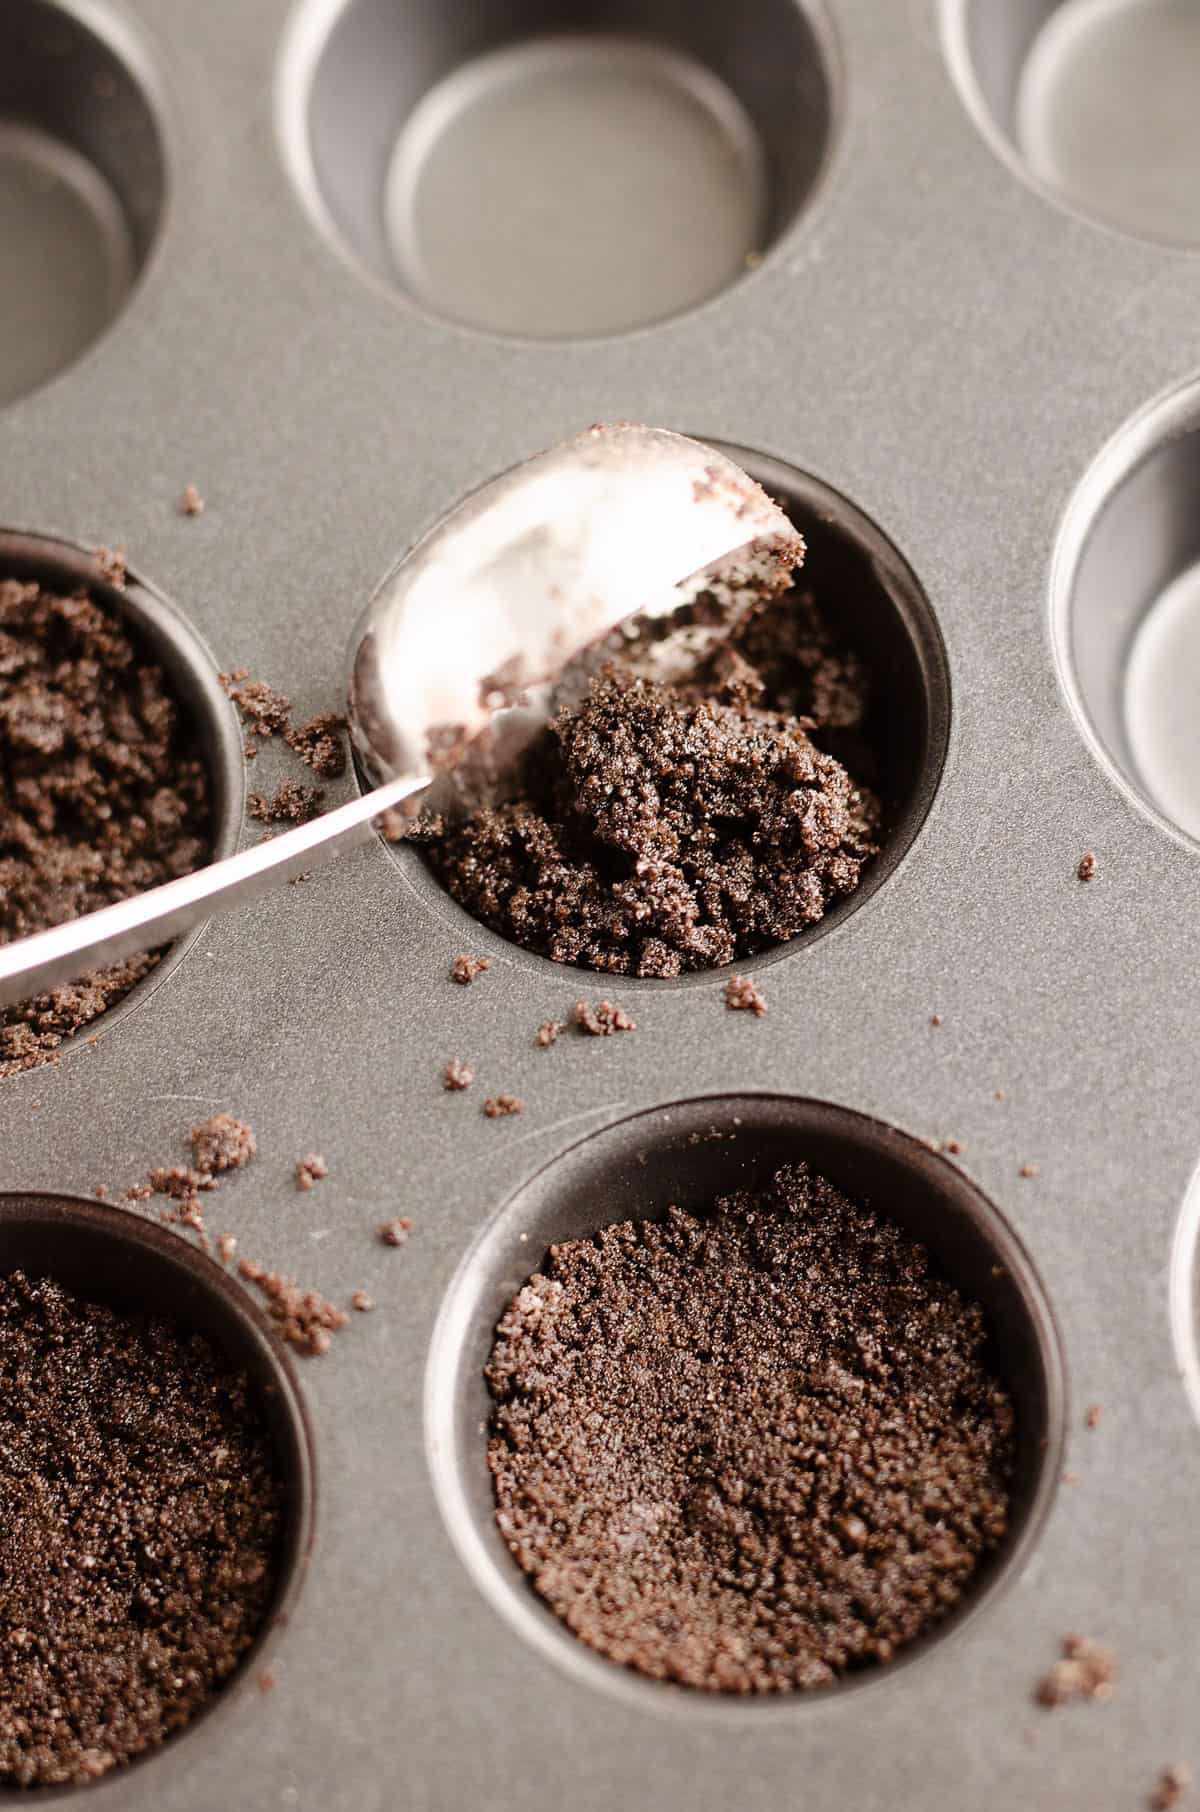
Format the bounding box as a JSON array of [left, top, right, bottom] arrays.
[[278, 0, 837, 337], [945, 0, 1200, 246], [426, 1096, 1063, 1707], [0, 1, 165, 406], [0, 1193, 315, 1787]]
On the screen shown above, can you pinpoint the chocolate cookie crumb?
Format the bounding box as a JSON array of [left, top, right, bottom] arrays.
[[0, 578, 215, 1075], [1151, 1765, 1192, 1810], [1035, 1634, 1116, 1707], [236, 1259, 347, 1357], [148, 1164, 214, 1199], [483, 1094, 523, 1118], [724, 975, 767, 1017], [573, 999, 635, 1036], [488, 1162, 1014, 1693], [294, 1153, 327, 1192], [443, 1058, 474, 1091], [191, 1114, 256, 1176], [1019, 1163, 1039, 1179], [0, 1271, 282, 1785], [1077, 852, 1097, 882], [256, 1668, 275, 1695], [942, 1137, 964, 1156], [536, 1021, 564, 1047], [350, 1290, 374, 1313], [379, 1218, 411, 1248], [415, 586, 881, 977], [217, 1232, 238, 1266], [451, 955, 490, 985], [248, 780, 325, 825], [223, 677, 292, 739], [1085, 1404, 1102, 1429], [180, 484, 205, 517], [94, 546, 126, 589], [285, 712, 347, 779], [930, 1013, 943, 1027]]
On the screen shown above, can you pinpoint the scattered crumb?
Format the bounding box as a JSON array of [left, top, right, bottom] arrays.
[[379, 1218, 411, 1248], [256, 1669, 275, 1695], [223, 677, 292, 739], [1085, 1404, 1102, 1430], [1077, 852, 1097, 882], [243, 740, 258, 761], [350, 1290, 374, 1313], [237, 1259, 347, 1357], [217, 1232, 238, 1266], [248, 780, 325, 825], [149, 1164, 214, 1200], [451, 955, 490, 985], [942, 1137, 964, 1156], [483, 1095, 523, 1118], [443, 1058, 474, 1091], [93, 1185, 107, 1200], [1151, 1765, 1192, 1810], [1035, 1635, 1116, 1707], [180, 483, 205, 517], [124, 1183, 153, 1203], [724, 975, 768, 1017], [930, 1013, 942, 1027], [994, 1088, 1006, 1102], [1019, 1163, 1040, 1179], [294, 1153, 327, 1192], [1062, 1470, 1080, 1486], [287, 872, 312, 886], [94, 545, 126, 589], [285, 712, 348, 779], [573, 1000, 636, 1036], [536, 1021, 564, 1048], [191, 1114, 256, 1176]]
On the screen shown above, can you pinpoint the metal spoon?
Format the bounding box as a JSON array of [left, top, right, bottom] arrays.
[[0, 425, 803, 1009]]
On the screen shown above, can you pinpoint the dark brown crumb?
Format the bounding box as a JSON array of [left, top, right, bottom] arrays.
[[93, 1185, 107, 1199], [1077, 852, 1097, 882], [190, 1114, 256, 1177], [1151, 1765, 1192, 1810], [236, 1259, 347, 1357], [536, 1021, 564, 1047], [148, 1164, 214, 1199], [0, 1270, 283, 1785], [1019, 1163, 1039, 1179], [248, 780, 325, 825], [487, 1162, 1015, 1693], [414, 587, 881, 977], [942, 1137, 964, 1156], [294, 1153, 327, 1192], [930, 1013, 943, 1027], [724, 974, 767, 1017], [180, 484, 205, 517], [1085, 1404, 1102, 1430], [222, 677, 292, 739], [0, 578, 215, 1075], [1035, 1634, 1116, 1707], [94, 546, 126, 590], [443, 1058, 474, 1091], [483, 1094, 523, 1118], [350, 1290, 374, 1313], [573, 999, 636, 1036], [379, 1218, 411, 1248], [123, 1183, 153, 1203], [285, 712, 347, 779], [451, 955, 490, 985]]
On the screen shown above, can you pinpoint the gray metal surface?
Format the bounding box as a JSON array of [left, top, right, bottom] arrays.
[[1, 1, 1199, 1808]]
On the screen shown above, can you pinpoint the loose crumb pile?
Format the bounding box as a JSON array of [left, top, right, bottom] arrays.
[[249, 780, 325, 825], [483, 1094, 523, 1119], [443, 1058, 474, 1091], [236, 1260, 347, 1358], [294, 1153, 327, 1191], [0, 578, 214, 1076], [1151, 1765, 1192, 1810], [1035, 1634, 1117, 1707], [0, 1270, 283, 1786], [573, 999, 635, 1036], [220, 672, 347, 777], [415, 588, 881, 977], [379, 1218, 411, 1248], [450, 955, 489, 985], [724, 974, 767, 1017], [536, 1021, 564, 1047], [488, 1162, 1014, 1692]]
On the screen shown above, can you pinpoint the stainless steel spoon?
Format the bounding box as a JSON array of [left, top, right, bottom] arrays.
[[0, 425, 803, 1009]]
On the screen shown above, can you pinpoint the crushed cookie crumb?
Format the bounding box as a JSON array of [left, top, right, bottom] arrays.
[[573, 1000, 636, 1036], [350, 1290, 374, 1313], [1019, 1163, 1039, 1179], [190, 1114, 256, 1176], [180, 484, 205, 517], [236, 1258, 347, 1357], [930, 1013, 942, 1027], [1077, 852, 1097, 882], [451, 955, 490, 985], [217, 1232, 238, 1266], [483, 1094, 523, 1118], [724, 974, 767, 1017], [248, 780, 325, 825], [379, 1218, 412, 1248], [285, 712, 347, 778], [1085, 1404, 1102, 1430], [222, 677, 292, 739], [1151, 1765, 1192, 1810], [443, 1058, 474, 1091], [294, 1153, 327, 1192], [1035, 1634, 1116, 1707], [536, 1021, 564, 1047], [94, 546, 126, 589]]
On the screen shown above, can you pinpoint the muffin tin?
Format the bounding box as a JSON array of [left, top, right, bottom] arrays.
[[2, 0, 1200, 1805]]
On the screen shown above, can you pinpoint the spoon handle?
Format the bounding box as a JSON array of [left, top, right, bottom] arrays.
[[0, 776, 427, 1011]]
